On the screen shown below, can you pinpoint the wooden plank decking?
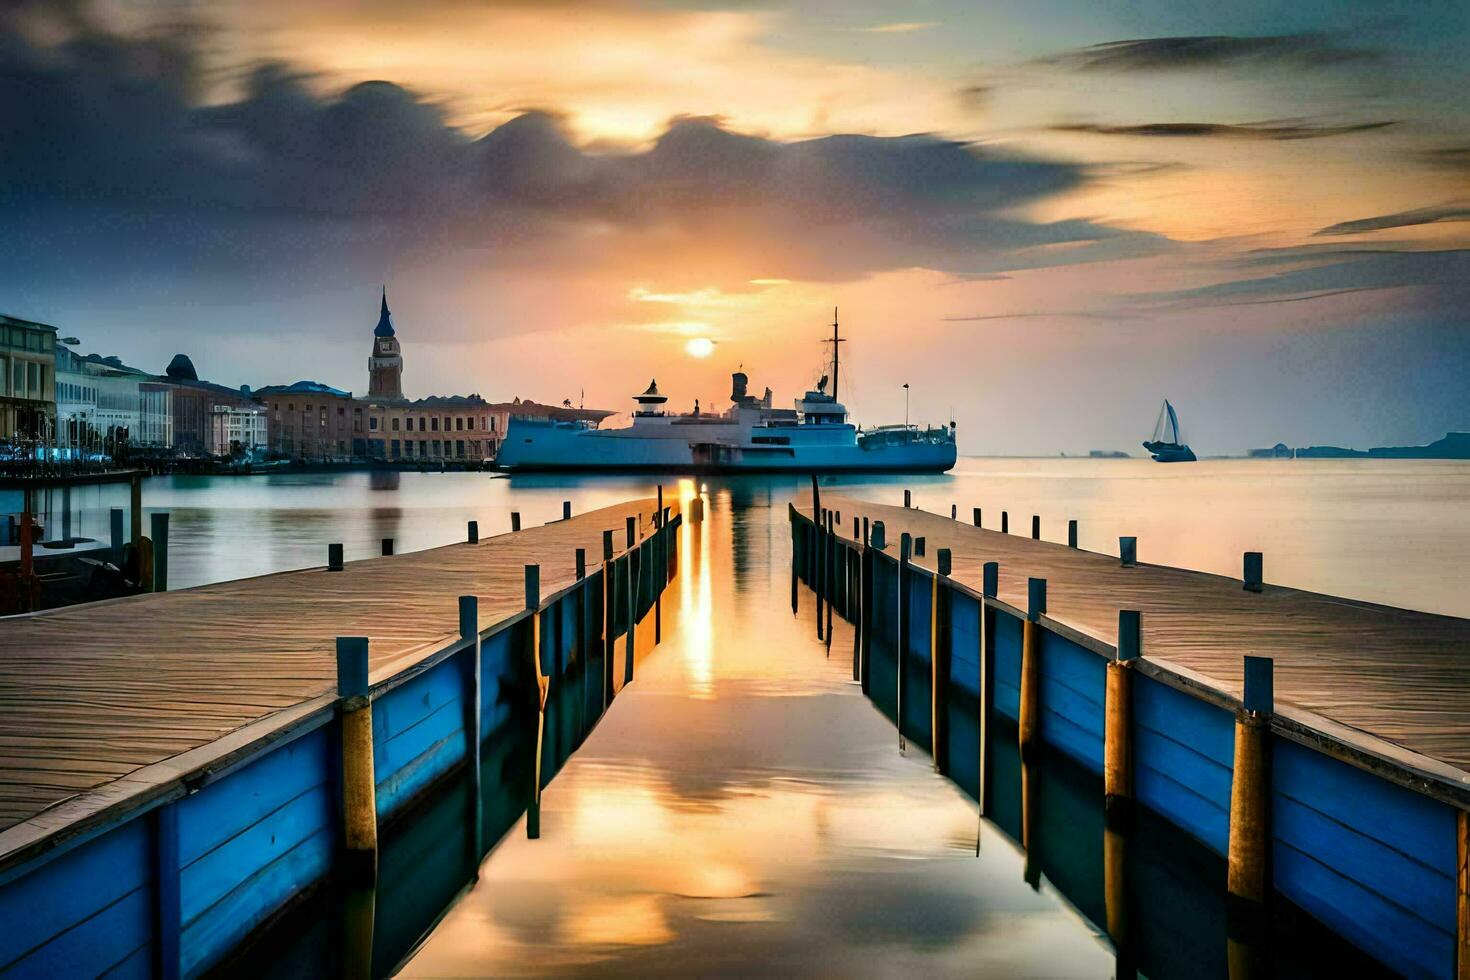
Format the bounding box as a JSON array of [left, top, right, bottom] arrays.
[[806, 495, 1470, 782], [0, 499, 665, 835]]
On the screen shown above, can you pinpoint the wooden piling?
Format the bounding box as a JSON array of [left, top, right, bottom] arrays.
[[1120, 536, 1137, 568], [1001, 511, 1009, 534], [972, 507, 981, 528], [563, 500, 572, 521], [511, 512, 521, 532], [149, 512, 169, 592], [1243, 552, 1264, 593], [1227, 655, 1273, 978], [951, 504, 958, 520], [526, 565, 545, 839], [979, 562, 998, 825], [110, 507, 124, 563], [1105, 610, 1140, 952], [1019, 578, 1046, 853], [328, 543, 344, 572], [467, 520, 479, 544], [932, 549, 952, 772], [381, 538, 394, 557], [602, 530, 614, 710], [459, 595, 483, 863], [153, 803, 181, 980], [574, 550, 587, 745], [130, 472, 142, 551], [862, 519, 880, 691], [624, 520, 636, 686], [815, 508, 826, 641], [854, 516, 869, 681], [1031, 515, 1041, 540], [336, 636, 377, 882], [914, 536, 926, 557], [1068, 519, 1078, 549], [654, 486, 663, 644], [898, 532, 912, 752], [824, 510, 834, 654], [904, 489, 912, 508]]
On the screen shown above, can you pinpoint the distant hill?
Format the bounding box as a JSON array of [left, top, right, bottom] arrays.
[[1295, 432, 1469, 459]]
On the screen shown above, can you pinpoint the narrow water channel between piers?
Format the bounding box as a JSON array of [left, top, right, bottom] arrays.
[[227, 483, 1383, 978]]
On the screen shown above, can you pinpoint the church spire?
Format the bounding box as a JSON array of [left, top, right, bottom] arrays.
[[374, 286, 395, 338]]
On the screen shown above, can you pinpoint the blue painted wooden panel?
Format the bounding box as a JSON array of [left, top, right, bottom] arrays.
[[0, 819, 150, 974], [481, 625, 519, 738], [1133, 675, 1233, 855], [907, 568, 933, 667], [1038, 632, 1105, 773], [99, 941, 153, 979], [992, 611, 1023, 721], [376, 695, 468, 817], [1270, 737, 1456, 978], [4, 885, 153, 979], [948, 591, 981, 697], [177, 730, 329, 867], [181, 826, 334, 978]]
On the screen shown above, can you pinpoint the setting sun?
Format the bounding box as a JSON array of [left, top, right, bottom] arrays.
[[685, 337, 716, 358]]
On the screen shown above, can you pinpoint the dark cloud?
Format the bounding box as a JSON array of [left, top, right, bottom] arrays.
[[1315, 203, 1470, 236], [0, 5, 1163, 290], [1053, 120, 1396, 140], [1144, 247, 1470, 308], [1416, 146, 1470, 171], [1043, 34, 1378, 72]]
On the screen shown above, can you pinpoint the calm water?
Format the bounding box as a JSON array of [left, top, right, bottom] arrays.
[[20, 460, 1463, 974]]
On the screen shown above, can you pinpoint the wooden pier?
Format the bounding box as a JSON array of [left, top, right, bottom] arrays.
[[793, 494, 1470, 978], [0, 498, 680, 977]]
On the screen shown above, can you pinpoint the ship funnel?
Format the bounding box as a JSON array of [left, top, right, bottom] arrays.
[[731, 371, 749, 403]]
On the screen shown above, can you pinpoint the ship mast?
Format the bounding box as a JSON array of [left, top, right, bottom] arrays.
[[826, 307, 845, 402]]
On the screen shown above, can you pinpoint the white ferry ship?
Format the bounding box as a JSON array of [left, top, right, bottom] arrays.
[[496, 318, 956, 474]]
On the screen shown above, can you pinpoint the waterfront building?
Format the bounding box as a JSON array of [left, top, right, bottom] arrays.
[[137, 383, 174, 448], [256, 381, 365, 461], [54, 347, 149, 460], [0, 313, 57, 456], [207, 401, 269, 458], [158, 354, 264, 457]]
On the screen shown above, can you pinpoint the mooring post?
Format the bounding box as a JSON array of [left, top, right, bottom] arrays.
[[1120, 537, 1137, 568], [61, 484, 72, 542], [563, 500, 572, 521], [152, 801, 182, 980], [1105, 610, 1141, 956], [898, 532, 912, 752], [979, 562, 998, 824], [790, 509, 800, 616], [904, 488, 912, 508], [654, 487, 663, 644], [810, 475, 822, 585], [602, 530, 615, 710], [336, 636, 376, 882], [914, 536, 925, 557], [824, 510, 835, 653], [863, 520, 881, 692], [1243, 552, 1264, 593], [973, 507, 982, 528], [932, 549, 952, 773], [328, 542, 344, 572], [110, 507, 125, 563], [525, 565, 546, 839], [951, 504, 957, 520], [149, 512, 169, 592], [854, 516, 869, 681], [130, 472, 142, 551], [1019, 578, 1046, 855], [624, 519, 637, 687], [1031, 515, 1040, 540], [381, 537, 394, 557], [574, 549, 588, 745], [1227, 654, 1274, 968], [1001, 511, 1009, 534], [467, 520, 479, 544], [815, 508, 827, 641], [459, 595, 483, 864], [511, 511, 521, 533], [1068, 520, 1079, 549]]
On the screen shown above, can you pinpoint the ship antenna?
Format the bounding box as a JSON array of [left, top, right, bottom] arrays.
[[826, 306, 845, 402]]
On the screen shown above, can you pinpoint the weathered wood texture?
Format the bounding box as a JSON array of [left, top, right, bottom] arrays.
[[805, 496, 1470, 775], [0, 499, 665, 832]]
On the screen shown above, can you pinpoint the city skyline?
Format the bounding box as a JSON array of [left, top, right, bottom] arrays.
[[2, 0, 1466, 453]]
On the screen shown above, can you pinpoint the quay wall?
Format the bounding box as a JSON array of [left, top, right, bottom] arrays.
[[792, 506, 1463, 979], [0, 512, 679, 979]]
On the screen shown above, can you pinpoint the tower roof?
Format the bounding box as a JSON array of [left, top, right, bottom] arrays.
[[634, 379, 667, 403], [374, 288, 395, 338]]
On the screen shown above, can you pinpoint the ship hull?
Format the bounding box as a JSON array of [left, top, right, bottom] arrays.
[[497, 418, 957, 473]]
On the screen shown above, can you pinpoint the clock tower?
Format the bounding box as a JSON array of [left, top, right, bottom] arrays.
[[368, 287, 404, 400]]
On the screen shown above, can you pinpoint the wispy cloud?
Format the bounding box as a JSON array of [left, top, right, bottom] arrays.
[[855, 22, 938, 34], [1053, 120, 1396, 140], [1316, 203, 1470, 236], [1041, 34, 1378, 72]]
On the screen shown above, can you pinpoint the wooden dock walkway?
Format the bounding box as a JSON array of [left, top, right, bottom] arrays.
[[806, 495, 1470, 788], [0, 499, 664, 839]]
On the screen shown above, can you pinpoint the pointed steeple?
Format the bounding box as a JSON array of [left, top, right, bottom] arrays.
[[374, 286, 396, 337]]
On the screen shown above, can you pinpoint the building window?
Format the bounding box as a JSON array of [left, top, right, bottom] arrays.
[[419, 417, 426, 432], [391, 417, 400, 431], [391, 439, 400, 458], [369, 416, 378, 431], [442, 416, 451, 431], [455, 417, 464, 431], [431, 417, 439, 432], [467, 417, 475, 430], [432, 439, 441, 456]]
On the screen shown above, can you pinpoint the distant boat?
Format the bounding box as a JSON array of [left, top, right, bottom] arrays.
[[1143, 399, 1196, 462]]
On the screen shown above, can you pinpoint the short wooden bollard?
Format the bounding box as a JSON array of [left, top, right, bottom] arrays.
[[1001, 511, 1009, 534], [574, 549, 588, 744], [328, 543, 344, 572], [460, 595, 483, 864], [526, 566, 546, 839], [824, 510, 834, 653], [932, 549, 952, 772], [1227, 655, 1274, 967], [1243, 552, 1264, 593], [381, 538, 394, 557], [972, 507, 981, 528], [1031, 515, 1041, 540], [914, 536, 925, 557], [897, 532, 912, 752], [467, 520, 479, 543], [562, 500, 572, 521], [130, 473, 143, 551], [951, 504, 958, 520], [510, 511, 521, 533], [853, 516, 869, 681], [624, 520, 636, 686], [1068, 519, 1078, 549], [1120, 536, 1137, 568], [815, 508, 827, 641], [862, 520, 882, 691], [904, 489, 912, 508], [979, 562, 999, 824], [1104, 610, 1141, 952], [1019, 578, 1046, 853], [150, 512, 169, 592], [654, 487, 663, 644], [336, 636, 377, 882]]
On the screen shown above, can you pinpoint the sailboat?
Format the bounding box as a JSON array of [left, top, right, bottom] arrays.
[[1143, 399, 1196, 462]]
